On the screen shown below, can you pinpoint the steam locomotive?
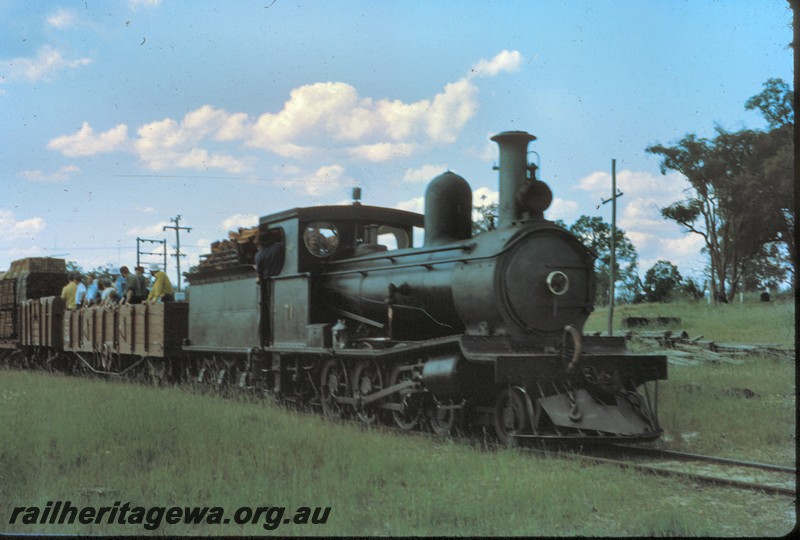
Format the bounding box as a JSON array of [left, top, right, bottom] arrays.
[[2, 130, 666, 444]]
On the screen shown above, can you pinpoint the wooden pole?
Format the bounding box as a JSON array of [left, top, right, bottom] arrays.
[[608, 159, 616, 336]]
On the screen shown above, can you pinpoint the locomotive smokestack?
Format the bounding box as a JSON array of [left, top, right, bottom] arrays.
[[491, 131, 552, 226]]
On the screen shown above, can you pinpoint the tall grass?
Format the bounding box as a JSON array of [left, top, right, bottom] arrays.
[[1, 370, 795, 536]]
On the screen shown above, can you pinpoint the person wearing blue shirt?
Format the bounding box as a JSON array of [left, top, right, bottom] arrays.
[[112, 268, 125, 302], [82, 274, 100, 307]]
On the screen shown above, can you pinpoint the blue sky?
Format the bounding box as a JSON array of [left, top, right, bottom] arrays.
[[0, 0, 793, 287]]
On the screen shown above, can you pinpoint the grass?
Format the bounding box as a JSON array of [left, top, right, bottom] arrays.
[[1, 369, 796, 536], [656, 355, 795, 465], [585, 296, 795, 347]]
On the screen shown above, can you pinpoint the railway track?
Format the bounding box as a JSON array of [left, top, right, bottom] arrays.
[[526, 443, 796, 497]]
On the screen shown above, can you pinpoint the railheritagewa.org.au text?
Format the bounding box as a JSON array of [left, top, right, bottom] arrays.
[[8, 500, 331, 531]]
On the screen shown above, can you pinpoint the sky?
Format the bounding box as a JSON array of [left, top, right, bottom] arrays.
[[0, 0, 793, 289]]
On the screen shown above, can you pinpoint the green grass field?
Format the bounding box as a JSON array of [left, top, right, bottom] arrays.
[[0, 299, 795, 536], [585, 296, 795, 346]]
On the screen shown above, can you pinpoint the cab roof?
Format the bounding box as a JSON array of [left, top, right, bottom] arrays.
[[259, 205, 424, 229]]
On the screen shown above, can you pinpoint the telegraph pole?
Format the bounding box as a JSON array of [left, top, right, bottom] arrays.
[[601, 159, 623, 336], [163, 215, 191, 292]]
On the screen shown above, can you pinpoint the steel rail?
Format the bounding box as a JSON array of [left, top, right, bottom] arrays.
[[525, 446, 796, 498], [577, 453, 795, 497], [611, 444, 797, 474]]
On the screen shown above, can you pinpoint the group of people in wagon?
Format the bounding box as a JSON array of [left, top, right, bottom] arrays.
[[60, 264, 174, 310]]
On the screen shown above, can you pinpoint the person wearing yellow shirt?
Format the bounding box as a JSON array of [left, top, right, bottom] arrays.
[[60, 274, 79, 310], [144, 264, 175, 303]]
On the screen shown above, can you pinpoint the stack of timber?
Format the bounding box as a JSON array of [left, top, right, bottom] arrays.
[[1, 258, 68, 342], [623, 329, 795, 362], [196, 226, 259, 271], [1, 258, 68, 303], [0, 279, 17, 341], [622, 316, 682, 328]]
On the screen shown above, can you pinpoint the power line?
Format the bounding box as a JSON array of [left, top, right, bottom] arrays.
[[111, 174, 339, 183]]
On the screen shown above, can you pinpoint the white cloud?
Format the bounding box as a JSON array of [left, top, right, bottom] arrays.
[[248, 51, 521, 152], [477, 140, 498, 161], [468, 50, 523, 79], [47, 8, 77, 28], [3, 245, 47, 261], [349, 142, 416, 162], [2, 45, 91, 82], [19, 165, 81, 182], [395, 197, 424, 214], [48, 122, 128, 157], [472, 186, 499, 206], [404, 164, 448, 183], [637, 234, 707, 276], [126, 221, 171, 237], [133, 110, 251, 172], [175, 148, 250, 173], [548, 198, 579, 222], [426, 79, 479, 143], [302, 165, 354, 195], [136, 206, 156, 214], [575, 169, 686, 202], [0, 210, 46, 241], [220, 214, 258, 232], [45, 50, 523, 170], [129, 0, 161, 10]]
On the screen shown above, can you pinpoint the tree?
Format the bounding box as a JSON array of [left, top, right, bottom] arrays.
[[741, 243, 789, 291], [681, 278, 705, 301], [643, 260, 683, 303], [647, 78, 795, 302], [65, 261, 83, 275], [568, 215, 639, 305], [472, 199, 499, 235], [746, 78, 795, 287]]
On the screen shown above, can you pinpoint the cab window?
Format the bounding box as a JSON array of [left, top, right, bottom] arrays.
[[304, 222, 339, 257], [376, 225, 409, 250]]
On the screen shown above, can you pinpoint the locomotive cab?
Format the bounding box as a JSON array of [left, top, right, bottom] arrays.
[[259, 206, 423, 348]]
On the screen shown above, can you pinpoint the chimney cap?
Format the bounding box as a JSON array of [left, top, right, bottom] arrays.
[[490, 131, 536, 143]]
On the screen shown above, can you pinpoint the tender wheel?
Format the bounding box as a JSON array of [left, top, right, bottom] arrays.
[[147, 357, 171, 386], [494, 387, 529, 445], [352, 360, 383, 425], [389, 364, 420, 431], [320, 359, 349, 419]]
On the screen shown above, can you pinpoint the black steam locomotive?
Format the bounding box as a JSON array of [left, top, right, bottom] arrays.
[[3, 130, 666, 444]]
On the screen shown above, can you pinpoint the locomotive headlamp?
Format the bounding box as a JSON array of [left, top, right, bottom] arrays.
[[546, 271, 569, 296]]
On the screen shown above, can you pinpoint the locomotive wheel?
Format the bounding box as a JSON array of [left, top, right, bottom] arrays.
[[352, 360, 383, 425], [388, 364, 420, 431], [428, 401, 460, 437], [493, 387, 530, 446], [320, 359, 349, 419]]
